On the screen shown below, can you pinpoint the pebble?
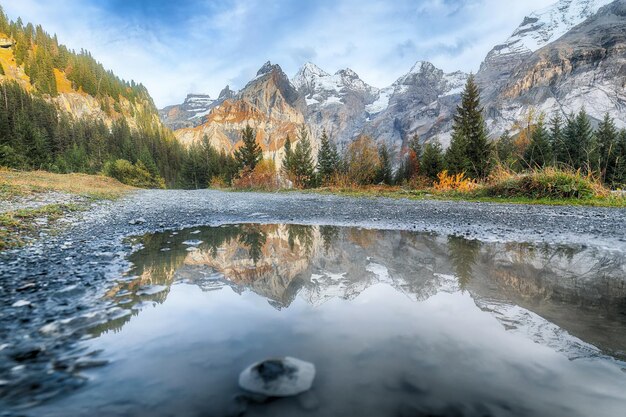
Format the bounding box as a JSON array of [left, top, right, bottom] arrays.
[[239, 357, 316, 397], [12, 300, 32, 308]]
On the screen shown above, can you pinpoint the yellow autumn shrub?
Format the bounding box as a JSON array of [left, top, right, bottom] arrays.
[[433, 170, 478, 193]]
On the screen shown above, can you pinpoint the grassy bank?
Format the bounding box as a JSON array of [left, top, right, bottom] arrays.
[[288, 169, 626, 208], [0, 169, 135, 200], [0, 169, 135, 250], [301, 186, 626, 207]]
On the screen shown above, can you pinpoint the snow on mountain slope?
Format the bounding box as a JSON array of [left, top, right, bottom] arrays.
[[292, 62, 378, 108], [488, 0, 614, 58]]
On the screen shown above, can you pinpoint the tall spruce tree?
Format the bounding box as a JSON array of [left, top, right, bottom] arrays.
[[575, 109, 596, 173], [290, 125, 315, 188], [494, 131, 518, 170], [611, 130, 626, 187], [421, 140, 444, 181], [550, 114, 566, 166], [445, 74, 491, 178], [595, 113, 618, 183], [524, 118, 552, 168], [282, 134, 294, 177], [234, 124, 262, 172], [317, 129, 340, 184], [376, 143, 392, 185]]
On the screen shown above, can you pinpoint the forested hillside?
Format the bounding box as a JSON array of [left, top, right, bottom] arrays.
[[0, 7, 186, 187]]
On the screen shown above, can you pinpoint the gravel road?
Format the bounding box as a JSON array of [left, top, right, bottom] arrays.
[[1, 189, 626, 412]]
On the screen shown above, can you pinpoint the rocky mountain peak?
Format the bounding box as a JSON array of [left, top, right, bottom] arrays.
[[335, 68, 359, 79], [256, 61, 281, 77], [484, 0, 613, 62], [182, 93, 213, 108], [299, 62, 329, 78], [218, 85, 234, 100], [407, 61, 437, 75]]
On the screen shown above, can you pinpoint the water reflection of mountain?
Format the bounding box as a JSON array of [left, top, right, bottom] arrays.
[[104, 224, 626, 359]]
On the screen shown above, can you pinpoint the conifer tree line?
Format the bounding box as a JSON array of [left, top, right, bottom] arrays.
[[285, 73, 626, 189], [0, 7, 151, 108]]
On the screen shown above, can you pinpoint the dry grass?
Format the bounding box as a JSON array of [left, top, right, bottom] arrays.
[[0, 168, 135, 200]]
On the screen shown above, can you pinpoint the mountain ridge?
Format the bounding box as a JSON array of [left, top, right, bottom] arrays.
[[159, 0, 626, 161]]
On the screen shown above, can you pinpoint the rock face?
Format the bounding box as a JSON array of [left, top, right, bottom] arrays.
[[478, 0, 614, 104], [480, 0, 626, 134], [158, 94, 216, 130], [172, 62, 307, 164], [292, 61, 466, 149], [363, 62, 467, 148], [291, 62, 380, 147], [238, 357, 316, 397]]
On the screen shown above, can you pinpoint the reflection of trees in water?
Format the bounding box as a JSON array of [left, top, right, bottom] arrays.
[[447, 236, 481, 290], [237, 225, 268, 264], [320, 225, 339, 253], [347, 227, 377, 248], [287, 224, 315, 255]]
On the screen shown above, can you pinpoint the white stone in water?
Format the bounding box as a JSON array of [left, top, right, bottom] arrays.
[[238, 357, 315, 397], [12, 300, 31, 308]]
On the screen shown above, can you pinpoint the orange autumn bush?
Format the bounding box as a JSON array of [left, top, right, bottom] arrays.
[[433, 170, 478, 193], [232, 159, 279, 191]]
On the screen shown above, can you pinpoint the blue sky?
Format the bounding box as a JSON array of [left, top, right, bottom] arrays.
[[4, 0, 554, 107]]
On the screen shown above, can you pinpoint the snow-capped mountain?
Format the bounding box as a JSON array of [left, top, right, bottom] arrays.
[[290, 60, 467, 149], [488, 0, 614, 58], [362, 62, 468, 148], [292, 62, 379, 107], [478, 0, 615, 103], [160, 0, 626, 157], [480, 0, 626, 135], [291, 62, 381, 146], [159, 93, 215, 130]]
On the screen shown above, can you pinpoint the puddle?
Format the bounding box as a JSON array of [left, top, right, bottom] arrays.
[[33, 224, 626, 417]]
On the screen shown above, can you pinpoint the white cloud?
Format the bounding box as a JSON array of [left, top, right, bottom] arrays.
[[3, 0, 556, 107]]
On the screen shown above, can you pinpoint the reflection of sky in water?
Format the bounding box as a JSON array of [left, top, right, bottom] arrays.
[[34, 225, 626, 417]]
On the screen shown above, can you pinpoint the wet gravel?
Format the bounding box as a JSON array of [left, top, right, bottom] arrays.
[[0, 191, 87, 213], [1, 189, 626, 413]]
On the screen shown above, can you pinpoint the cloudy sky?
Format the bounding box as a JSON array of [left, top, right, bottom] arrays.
[[4, 0, 555, 107]]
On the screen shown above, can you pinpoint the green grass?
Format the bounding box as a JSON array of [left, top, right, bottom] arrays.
[[288, 186, 626, 208]]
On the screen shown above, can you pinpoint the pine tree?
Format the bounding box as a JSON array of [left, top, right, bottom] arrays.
[[445, 74, 491, 178], [376, 143, 392, 184], [316, 130, 340, 184], [575, 109, 596, 173], [234, 124, 262, 172], [494, 131, 518, 170], [421, 140, 444, 180], [595, 113, 618, 183], [290, 125, 315, 188], [282, 134, 293, 177], [562, 110, 594, 172], [524, 118, 552, 168], [550, 115, 566, 167], [611, 130, 626, 187]]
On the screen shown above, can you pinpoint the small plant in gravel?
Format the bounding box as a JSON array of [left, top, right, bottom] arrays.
[[0, 204, 81, 250]]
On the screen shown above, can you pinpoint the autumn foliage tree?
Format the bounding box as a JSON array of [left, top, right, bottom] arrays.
[[345, 135, 380, 185]]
